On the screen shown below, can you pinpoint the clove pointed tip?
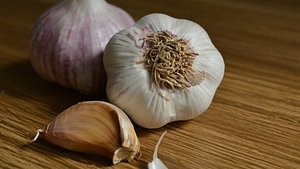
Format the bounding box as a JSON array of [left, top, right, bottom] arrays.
[[30, 128, 45, 143]]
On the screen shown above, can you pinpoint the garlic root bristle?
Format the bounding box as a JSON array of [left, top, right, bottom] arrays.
[[143, 31, 205, 91]]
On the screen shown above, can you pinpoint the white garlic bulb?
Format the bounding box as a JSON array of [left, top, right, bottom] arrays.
[[30, 0, 134, 94], [104, 13, 225, 128]]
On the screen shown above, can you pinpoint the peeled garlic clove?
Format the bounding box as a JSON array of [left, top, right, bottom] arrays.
[[148, 131, 168, 169], [31, 101, 140, 164], [104, 13, 225, 128], [30, 0, 134, 94]]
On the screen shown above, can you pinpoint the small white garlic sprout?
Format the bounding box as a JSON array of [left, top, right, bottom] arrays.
[[148, 131, 168, 169]]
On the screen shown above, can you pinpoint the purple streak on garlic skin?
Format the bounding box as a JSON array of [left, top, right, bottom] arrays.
[[30, 0, 134, 94]]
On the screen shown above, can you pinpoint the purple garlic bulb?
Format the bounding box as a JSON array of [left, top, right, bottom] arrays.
[[30, 0, 134, 94]]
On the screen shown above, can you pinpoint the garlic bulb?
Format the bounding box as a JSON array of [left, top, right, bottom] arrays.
[[148, 131, 168, 169], [104, 13, 225, 128], [30, 0, 134, 94], [31, 101, 140, 164]]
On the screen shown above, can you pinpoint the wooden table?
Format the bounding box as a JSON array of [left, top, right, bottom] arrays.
[[1, 0, 300, 168]]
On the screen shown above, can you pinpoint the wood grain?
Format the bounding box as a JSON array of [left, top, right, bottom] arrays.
[[1, 0, 300, 168]]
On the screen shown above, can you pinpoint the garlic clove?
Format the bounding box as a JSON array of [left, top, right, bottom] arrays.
[[148, 131, 168, 169], [104, 13, 225, 128], [31, 101, 140, 164], [30, 0, 135, 94]]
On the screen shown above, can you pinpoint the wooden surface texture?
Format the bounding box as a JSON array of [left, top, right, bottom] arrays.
[[1, 0, 300, 168]]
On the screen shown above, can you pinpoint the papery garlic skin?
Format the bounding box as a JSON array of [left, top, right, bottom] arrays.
[[104, 13, 225, 128], [31, 101, 140, 164], [30, 0, 134, 94]]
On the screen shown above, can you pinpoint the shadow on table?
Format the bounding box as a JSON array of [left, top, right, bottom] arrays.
[[0, 59, 106, 113], [0, 59, 157, 131]]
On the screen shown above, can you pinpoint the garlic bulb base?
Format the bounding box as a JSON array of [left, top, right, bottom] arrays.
[[143, 31, 205, 91]]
